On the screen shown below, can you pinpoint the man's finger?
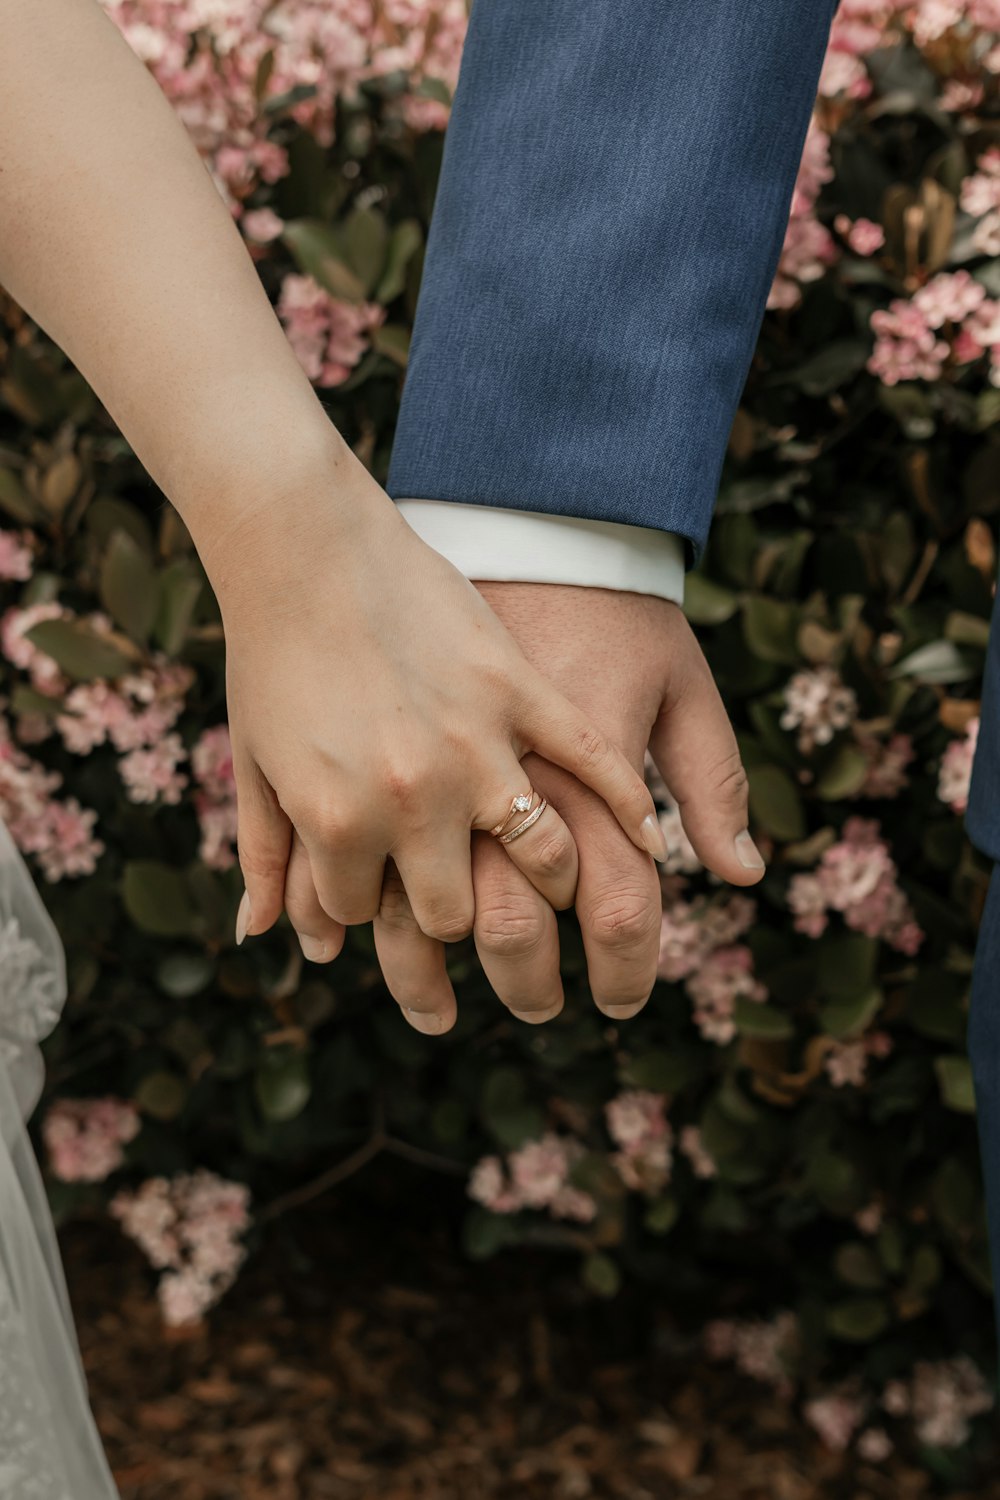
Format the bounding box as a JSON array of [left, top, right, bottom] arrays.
[[472, 830, 564, 1023], [650, 647, 766, 887], [373, 859, 457, 1035]]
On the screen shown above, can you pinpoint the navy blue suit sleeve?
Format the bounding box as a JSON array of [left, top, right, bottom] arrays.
[[387, 0, 837, 564]]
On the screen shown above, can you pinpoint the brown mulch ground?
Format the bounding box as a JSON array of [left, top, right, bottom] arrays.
[[62, 1167, 999, 1500]]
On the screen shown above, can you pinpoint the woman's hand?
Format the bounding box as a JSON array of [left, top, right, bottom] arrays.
[[200, 440, 667, 957]]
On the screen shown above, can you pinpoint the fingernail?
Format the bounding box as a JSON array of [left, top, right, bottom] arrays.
[[235, 889, 252, 946], [403, 1007, 445, 1035], [640, 812, 669, 862], [600, 999, 649, 1020], [735, 829, 766, 871], [509, 1003, 562, 1024], [297, 933, 327, 962]]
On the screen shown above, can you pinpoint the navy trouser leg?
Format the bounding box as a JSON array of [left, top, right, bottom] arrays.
[[968, 862, 1000, 1352]]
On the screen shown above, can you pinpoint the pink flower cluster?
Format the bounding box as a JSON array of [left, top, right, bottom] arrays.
[[110, 1170, 252, 1326], [191, 724, 238, 870], [0, 527, 33, 582], [277, 274, 385, 386], [101, 0, 467, 209], [787, 816, 923, 954], [769, 120, 837, 311], [704, 1310, 800, 1398], [961, 146, 1000, 258], [823, 1029, 893, 1087], [858, 731, 914, 799], [42, 1097, 140, 1183], [937, 715, 979, 813], [467, 1132, 597, 1223], [0, 712, 104, 881], [780, 665, 859, 753], [658, 893, 765, 1045], [868, 270, 1000, 387], [605, 1090, 673, 1194], [881, 1356, 994, 1448]]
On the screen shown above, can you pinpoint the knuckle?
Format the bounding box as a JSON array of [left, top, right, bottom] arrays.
[[476, 899, 545, 959], [712, 752, 750, 809], [378, 873, 420, 934], [587, 889, 660, 951], [529, 831, 575, 878], [236, 839, 288, 883], [573, 724, 610, 772], [378, 759, 425, 813], [421, 907, 475, 944], [304, 802, 356, 849]]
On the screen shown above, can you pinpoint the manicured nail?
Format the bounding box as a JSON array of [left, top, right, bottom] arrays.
[[235, 889, 252, 946], [404, 1006, 444, 1035], [509, 1003, 562, 1024], [640, 813, 669, 862], [735, 829, 766, 871], [297, 933, 327, 963]]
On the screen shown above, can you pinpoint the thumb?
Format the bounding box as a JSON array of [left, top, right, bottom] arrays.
[[233, 747, 292, 944], [649, 654, 766, 887]]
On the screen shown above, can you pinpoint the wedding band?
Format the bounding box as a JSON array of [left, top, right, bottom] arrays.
[[496, 797, 548, 845], [490, 789, 537, 838]]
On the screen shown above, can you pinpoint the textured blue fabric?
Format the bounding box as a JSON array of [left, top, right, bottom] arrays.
[[967, 860, 1000, 1346], [967, 584, 1000, 862], [387, 0, 838, 563]]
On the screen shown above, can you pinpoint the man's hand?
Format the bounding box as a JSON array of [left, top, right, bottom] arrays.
[[371, 583, 766, 1033]]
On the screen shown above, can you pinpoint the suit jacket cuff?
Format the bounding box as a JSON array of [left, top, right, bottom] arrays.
[[395, 498, 685, 604]]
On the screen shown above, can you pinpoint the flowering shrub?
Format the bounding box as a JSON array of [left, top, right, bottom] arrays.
[[1, 0, 1000, 1475]]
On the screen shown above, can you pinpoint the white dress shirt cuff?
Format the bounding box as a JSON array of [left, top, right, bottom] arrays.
[[394, 499, 686, 604]]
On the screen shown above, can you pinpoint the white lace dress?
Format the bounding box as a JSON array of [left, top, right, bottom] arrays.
[[0, 821, 119, 1498]]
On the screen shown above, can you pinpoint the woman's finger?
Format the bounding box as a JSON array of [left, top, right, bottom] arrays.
[[520, 679, 668, 865], [283, 829, 346, 964], [475, 778, 579, 911], [298, 815, 387, 928], [373, 860, 457, 1035], [233, 747, 292, 945]]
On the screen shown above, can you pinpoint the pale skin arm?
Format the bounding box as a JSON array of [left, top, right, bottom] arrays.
[[0, 0, 669, 953]]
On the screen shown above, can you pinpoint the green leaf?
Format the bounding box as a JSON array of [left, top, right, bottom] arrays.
[[370, 324, 411, 366], [282, 219, 366, 302], [26, 617, 134, 682], [742, 596, 800, 664], [733, 999, 794, 1039], [826, 1296, 890, 1342], [134, 1070, 187, 1121], [644, 1195, 680, 1235], [785, 339, 869, 397], [891, 639, 973, 684], [748, 764, 806, 841], [683, 572, 739, 625], [156, 951, 215, 999], [0, 467, 40, 524], [817, 934, 877, 1001], [935, 1055, 976, 1114], [834, 1242, 886, 1290], [815, 744, 870, 800], [255, 1052, 311, 1122], [375, 219, 423, 304], [342, 206, 388, 294], [100, 528, 159, 643], [820, 986, 883, 1040], [463, 1206, 519, 1260], [122, 861, 202, 937], [582, 1252, 621, 1298], [154, 559, 203, 657]]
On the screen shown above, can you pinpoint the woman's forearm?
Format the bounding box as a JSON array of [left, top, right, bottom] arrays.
[[0, 0, 353, 562]]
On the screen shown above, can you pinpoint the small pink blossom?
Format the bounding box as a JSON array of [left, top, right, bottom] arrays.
[[111, 1170, 251, 1326], [679, 1124, 717, 1179], [780, 666, 858, 752], [686, 944, 767, 1046], [0, 528, 33, 581], [277, 274, 384, 386], [43, 1097, 140, 1183], [119, 732, 189, 805], [938, 717, 979, 813], [704, 1311, 799, 1397], [804, 1389, 866, 1451], [857, 1427, 893, 1462], [834, 214, 885, 256], [241, 206, 284, 242], [858, 731, 914, 798], [788, 817, 922, 955]]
